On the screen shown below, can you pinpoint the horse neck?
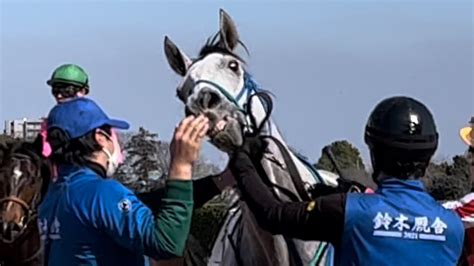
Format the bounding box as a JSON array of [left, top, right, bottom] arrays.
[[242, 88, 317, 185], [258, 118, 318, 185], [240, 76, 320, 186]]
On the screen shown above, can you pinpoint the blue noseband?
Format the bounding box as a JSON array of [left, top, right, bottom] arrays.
[[194, 72, 258, 114]]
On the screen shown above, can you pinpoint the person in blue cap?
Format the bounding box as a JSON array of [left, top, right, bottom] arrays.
[[39, 97, 209, 266]]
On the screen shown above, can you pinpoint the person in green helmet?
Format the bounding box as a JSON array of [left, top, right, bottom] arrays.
[[47, 64, 90, 103], [40, 64, 91, 158]]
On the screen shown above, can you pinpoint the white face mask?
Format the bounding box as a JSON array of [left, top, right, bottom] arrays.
[[100, 129, 123, 177], [102, 147, 121, 177]]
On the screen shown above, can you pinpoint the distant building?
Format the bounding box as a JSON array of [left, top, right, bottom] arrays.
[[3, 118, 44, 141]]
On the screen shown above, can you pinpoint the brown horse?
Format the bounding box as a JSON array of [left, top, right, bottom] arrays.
[[0, 137, 51, 266]]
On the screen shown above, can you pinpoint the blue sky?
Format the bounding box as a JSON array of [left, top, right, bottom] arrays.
[[1, 0, 472, 167]]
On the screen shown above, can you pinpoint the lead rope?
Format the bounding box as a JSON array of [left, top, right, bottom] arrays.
[[244, 91, 273, 136]]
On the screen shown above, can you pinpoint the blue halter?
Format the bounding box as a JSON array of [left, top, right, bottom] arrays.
[[194, 72, 258, 114]]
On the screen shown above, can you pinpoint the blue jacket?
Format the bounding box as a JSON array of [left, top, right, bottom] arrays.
[[339, 179, 464, 265], [39, 165, 194, 266], [229, 152, 465, 265]]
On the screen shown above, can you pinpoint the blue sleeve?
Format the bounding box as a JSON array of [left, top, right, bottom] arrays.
[[73, 179, 194, 260]]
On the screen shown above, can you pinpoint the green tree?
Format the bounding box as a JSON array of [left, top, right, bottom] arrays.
[[315, 140, 375, 189], [424, 155, 471, 201], [116, 127, 221, 193], [193, 158, 221, 179], [448, 155, 470, 179], [316, 140, 365, 172], [126, 127, 161, 180], [426, 161, 450, 177], [116, 127, 166, 192]]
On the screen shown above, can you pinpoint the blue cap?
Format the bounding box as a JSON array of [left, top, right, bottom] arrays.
[[47, 98, 130, 139]]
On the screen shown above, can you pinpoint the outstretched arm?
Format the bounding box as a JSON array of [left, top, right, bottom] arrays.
[[138, 174, 231, 211], [229, 151, 346, 244]]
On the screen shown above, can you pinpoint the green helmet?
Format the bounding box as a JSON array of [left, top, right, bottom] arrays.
[[47, 64, 89, 87]]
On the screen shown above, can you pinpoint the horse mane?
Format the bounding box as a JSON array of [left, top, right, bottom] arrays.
[[6, 139, 42, 163], [0, 137, 18, 165], [197, 31, 249, 63]]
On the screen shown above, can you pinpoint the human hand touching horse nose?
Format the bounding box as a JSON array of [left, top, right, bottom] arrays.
[[169, 115, 209, 180]]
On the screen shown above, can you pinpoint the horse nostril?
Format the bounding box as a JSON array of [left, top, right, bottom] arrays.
[[11, 223, 21, 232], [1, 221, 7, 234], [0, 222, 21, 240], [1, 222, 11, 239], [207, 91, 221, 108], [199, 89, 221, 109]]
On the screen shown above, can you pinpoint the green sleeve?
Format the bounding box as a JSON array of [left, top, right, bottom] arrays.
[[151, 180, 194, 258]]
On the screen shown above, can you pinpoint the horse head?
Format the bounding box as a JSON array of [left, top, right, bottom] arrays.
[[164, 10, 339, 266], [164, 9, 268, 153], [0, 136, 50, 244]]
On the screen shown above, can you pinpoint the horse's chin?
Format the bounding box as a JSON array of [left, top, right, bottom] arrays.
[[209, 119, 243, 153]]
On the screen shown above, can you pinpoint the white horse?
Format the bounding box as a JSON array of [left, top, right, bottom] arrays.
[[164, 9, 339, 266]]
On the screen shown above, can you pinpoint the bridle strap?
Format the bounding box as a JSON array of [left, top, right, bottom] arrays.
[[195, 77, 277, 137], [194, 79, 250, 114], [194, 78, 264, 136], [0, 196, 30, 211], [0, 182, 41, 245], [245, 92, 273, 136], [261, 136, 312, 201]]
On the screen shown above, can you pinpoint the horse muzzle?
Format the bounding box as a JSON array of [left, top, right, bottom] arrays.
[[0, 221, 23, 243], [0, 197, 33, 244]]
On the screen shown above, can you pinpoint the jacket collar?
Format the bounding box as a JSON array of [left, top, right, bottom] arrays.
[[57, 161, 107, 181], [376, 178, 425, 192]]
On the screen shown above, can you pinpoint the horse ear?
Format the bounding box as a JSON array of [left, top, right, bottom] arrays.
[[164, 36, 192, 76], [31, 134, 44, 156], [219, 9, 240, 51]]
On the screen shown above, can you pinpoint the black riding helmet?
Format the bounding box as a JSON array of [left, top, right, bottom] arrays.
[[365, 96, 438, 181]]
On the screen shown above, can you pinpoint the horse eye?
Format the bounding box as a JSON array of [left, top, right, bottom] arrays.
[[228, 60, 239, 72]]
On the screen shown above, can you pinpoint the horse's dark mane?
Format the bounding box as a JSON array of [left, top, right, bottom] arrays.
[[197, 32, 248, 63], [0, 137, 48, 177], [7, 140, 41, 163], [0, 139, 29, 167]]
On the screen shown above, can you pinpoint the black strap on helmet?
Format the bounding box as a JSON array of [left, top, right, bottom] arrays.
[[365, 126, 438, 151]]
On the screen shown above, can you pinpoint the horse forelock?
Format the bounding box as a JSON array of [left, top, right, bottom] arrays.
[[198, 45, 244, 63], [9, 143, 42, 174], [196, 32, 247, 63]]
